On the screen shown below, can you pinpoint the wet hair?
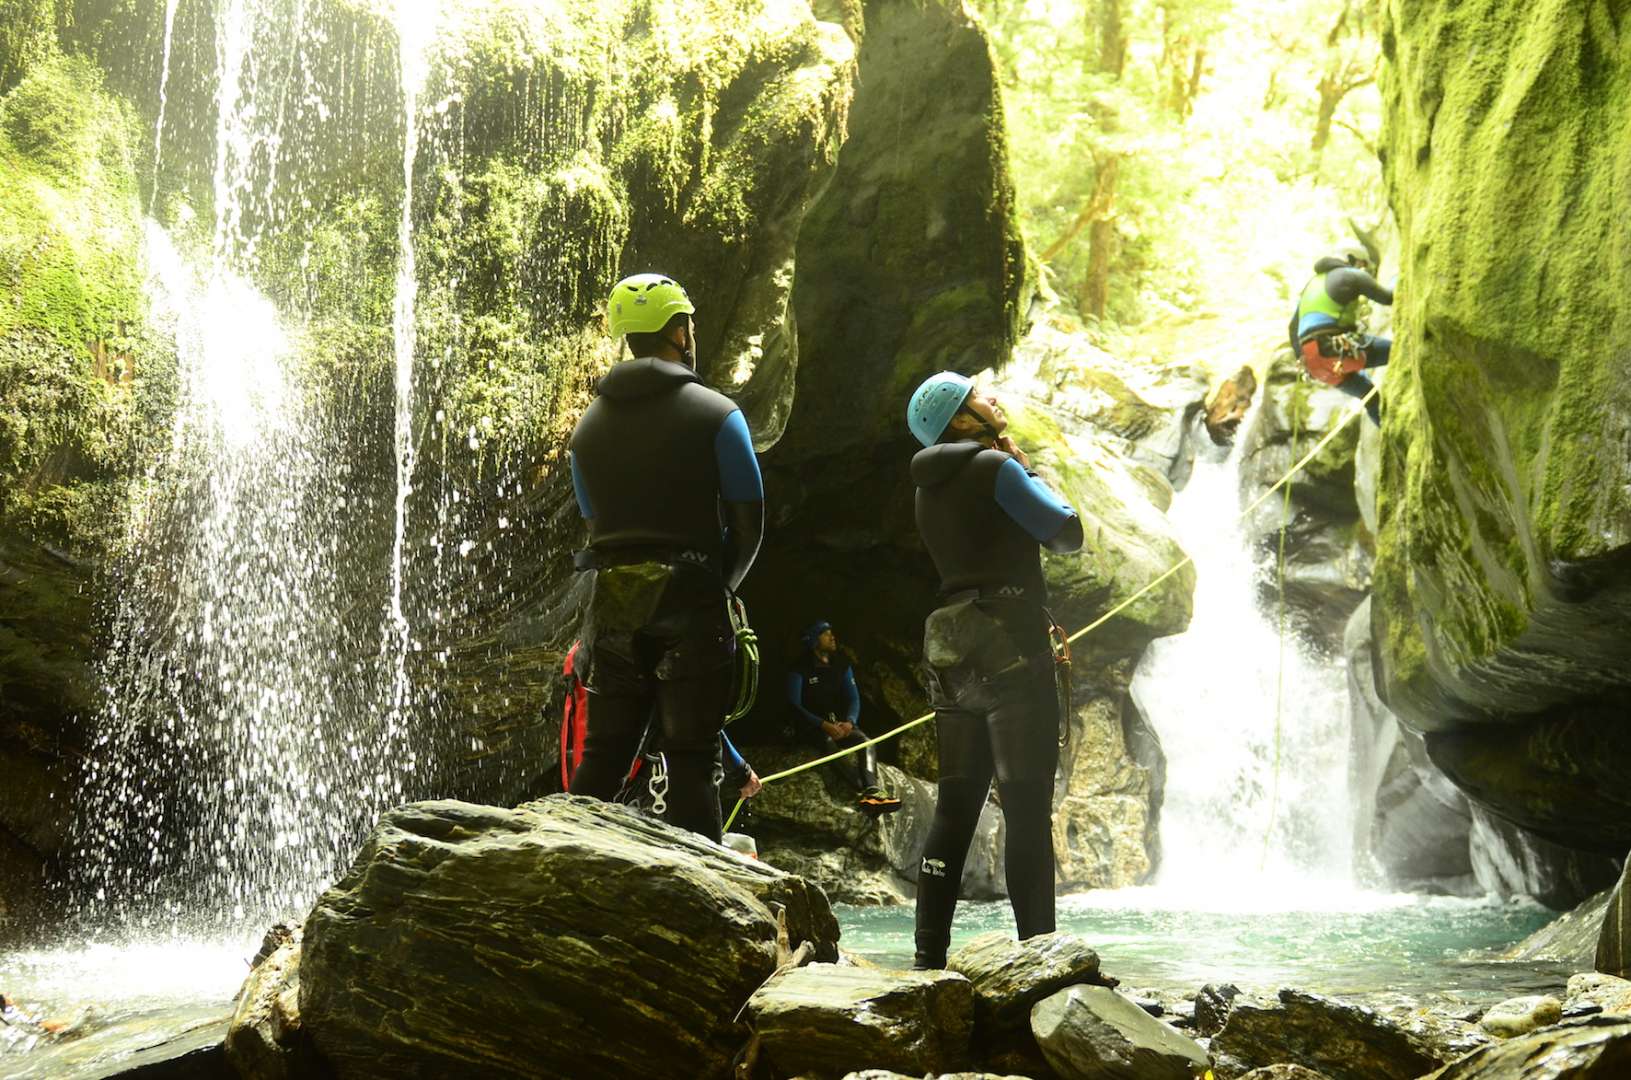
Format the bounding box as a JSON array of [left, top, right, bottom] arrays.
[[625, 312, 690, 359]]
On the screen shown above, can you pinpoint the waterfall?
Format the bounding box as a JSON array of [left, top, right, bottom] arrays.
[[381, 0, 439, 797], [66, 0, 426, 936], [1131, 423, 1354, 894], [148, 0, 180, 213]]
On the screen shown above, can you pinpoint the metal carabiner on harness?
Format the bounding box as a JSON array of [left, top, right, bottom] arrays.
[[647, 752, 670, 817], [1047, 617, 1073, 748], [723, 592, 760, 726]]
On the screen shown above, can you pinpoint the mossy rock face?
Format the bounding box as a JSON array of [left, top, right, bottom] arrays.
[[0, 52, 173, 912], [1375, 0, 1631, 850]]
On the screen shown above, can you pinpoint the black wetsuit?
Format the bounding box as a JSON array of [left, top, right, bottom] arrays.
[[566, 357, 763, 842], [911, 441, 1083, 968], [787, 651, 877, 792]]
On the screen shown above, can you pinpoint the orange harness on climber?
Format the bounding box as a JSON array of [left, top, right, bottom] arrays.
[[1299, 332, 1368, 387]]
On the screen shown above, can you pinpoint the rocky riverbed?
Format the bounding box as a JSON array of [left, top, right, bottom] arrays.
[[6, 797, 1631, 1080]]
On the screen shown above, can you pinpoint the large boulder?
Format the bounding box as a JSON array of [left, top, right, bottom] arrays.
[[1210, 989, 1449, 1080], [1597, 857, 1631, 979], [746, 963, 975, 1077], [298, 797, 838, 1080], [1504, 890, 1614, 968], [1030, 985, 1210, 1080], [1375, 0, 1631, 852], [1421, 1017, 1631, 1079]]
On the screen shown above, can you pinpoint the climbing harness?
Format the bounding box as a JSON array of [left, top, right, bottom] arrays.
[[723, 592, 759, 726], [1299, 333, 1367, 387], [721, 383, 1380, 834]]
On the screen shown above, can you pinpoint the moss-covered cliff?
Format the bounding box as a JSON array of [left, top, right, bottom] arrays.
[[1375, 0, 1631, 851]]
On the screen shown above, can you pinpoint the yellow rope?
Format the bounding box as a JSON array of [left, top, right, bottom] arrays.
[[723, 384, 1379, 834], [1260, 402, 1301, 870]]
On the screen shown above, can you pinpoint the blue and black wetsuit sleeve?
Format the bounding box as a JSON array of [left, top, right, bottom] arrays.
[[841, 666, 860, 726], [714, 411, 763, 502], [720, 732, 750, 789], [569, 450, 592, 520], [994, 458, 1084, 553], [786, 670, 827, 733], [1325, 267, 1394, 307]]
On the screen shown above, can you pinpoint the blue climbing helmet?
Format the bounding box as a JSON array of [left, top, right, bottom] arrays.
[[802, 620, 832, 649], [907, 371, 973, 448]]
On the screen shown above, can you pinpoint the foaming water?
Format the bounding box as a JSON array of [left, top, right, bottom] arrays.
[[1131, 424, 1354, 893]]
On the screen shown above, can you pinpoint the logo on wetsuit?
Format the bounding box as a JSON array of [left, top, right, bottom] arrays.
[[921, 857, 948, 878]]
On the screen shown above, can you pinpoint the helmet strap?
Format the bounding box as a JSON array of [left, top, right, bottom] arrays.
[[956, 402, 1002, 444], [669, 320, 696, 370]]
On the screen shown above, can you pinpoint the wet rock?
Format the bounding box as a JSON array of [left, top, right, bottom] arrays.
[[1478, 996, 1563, 1039], [1030, 985, 1209, 1080], [299, 797, 838, 1080], [1596, 858, 1631, 979], [1194, 983, 1241, 1037], [1206, 366, 1258, 445], [1467, 807, 1621, 911], [1421, 1016, 1631, 1079], [842, 1073, 1029, 1080], [747, 963, 974, 1077], [1240, 1067, 1334, 1080], [948, 931, 1104, 1036], [1211, 989, 1444, 1080], [1567, 973, 1631, 1018], [1391, 1009, 1496, 1063], [1505, 893, 1613, 970], [1346, 599, 1481, 895], [1052, 691, 1157, 890], [0, 1005, 233, 1080], [225, 925, 319, 1080]]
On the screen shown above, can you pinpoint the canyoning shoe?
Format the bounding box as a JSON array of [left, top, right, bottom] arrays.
[[857, 787, 902, 816]]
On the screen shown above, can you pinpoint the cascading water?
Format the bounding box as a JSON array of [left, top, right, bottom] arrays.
[[148, 0, 180, 213], [1130, 417, 1355, 893], [65, 0, 435, 936]]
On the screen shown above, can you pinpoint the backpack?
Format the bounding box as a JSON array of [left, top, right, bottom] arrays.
[[559, 642, 591, 790]]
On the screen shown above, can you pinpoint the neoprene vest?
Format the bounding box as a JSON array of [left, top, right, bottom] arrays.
[[570, 357, 738, 562], [912, 442, 1047, 601], [1297, 273, 1358, 332], [792, 653, 851, 719]]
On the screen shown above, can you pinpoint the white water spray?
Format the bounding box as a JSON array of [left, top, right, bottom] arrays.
[[149, 0, 180, 213], [1132, 426, 1354, 896]]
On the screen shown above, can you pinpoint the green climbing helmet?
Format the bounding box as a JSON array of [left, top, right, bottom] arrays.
[[908, 371, 974, 448], [606, 273, 695, 338]]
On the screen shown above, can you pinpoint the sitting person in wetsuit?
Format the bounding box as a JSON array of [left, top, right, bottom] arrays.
[[905, 372, 1084, 970], [1289, 244, 1394, 424], [786, 621, 901, 815]]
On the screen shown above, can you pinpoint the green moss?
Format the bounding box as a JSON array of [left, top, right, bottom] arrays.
[[0, 48, 168, 555]]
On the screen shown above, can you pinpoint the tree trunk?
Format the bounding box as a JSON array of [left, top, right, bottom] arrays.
[[1080, 157, 1121, 320], [1097, 0, 1126, 78]]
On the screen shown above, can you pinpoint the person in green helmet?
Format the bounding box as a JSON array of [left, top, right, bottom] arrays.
[[1289, 244, 1394, 424], [566, 273, 765, 844]]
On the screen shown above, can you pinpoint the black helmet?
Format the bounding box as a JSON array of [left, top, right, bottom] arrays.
[[1338, 244, 1373, 270]]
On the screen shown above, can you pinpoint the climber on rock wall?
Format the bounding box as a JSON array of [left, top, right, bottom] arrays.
[[1289, 244, 1394, 424], [565, 274, 765, 844]]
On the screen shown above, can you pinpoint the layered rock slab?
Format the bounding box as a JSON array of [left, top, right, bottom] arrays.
[[746, 963, 974, 1077], [298, 796, 837, 1080], [1422, 1017, 1631, 1079], [1030, 984, 1210, 1080], [1211, 989, 1451, 1080]]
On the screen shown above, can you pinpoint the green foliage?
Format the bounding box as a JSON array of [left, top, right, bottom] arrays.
[[0, 0, 58, 95], [977, 0, 1386, 335], [0, 46, 170, 554]]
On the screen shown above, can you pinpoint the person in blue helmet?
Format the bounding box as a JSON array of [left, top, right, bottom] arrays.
[[566, 274, 764, 844], [905, 371, 1084, 970], [787, 620, 901, 815]]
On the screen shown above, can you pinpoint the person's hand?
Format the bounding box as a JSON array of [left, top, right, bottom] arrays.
[[835, 721, 855, 739], [821, 720, 844, 740], [995, 435, 1030, 469], [739, 769, 762, 799]]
